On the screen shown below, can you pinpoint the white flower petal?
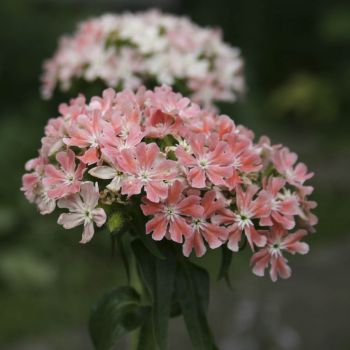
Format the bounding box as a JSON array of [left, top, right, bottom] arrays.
[[89, 166, 117, 180], [92, 208, 107, 227], [58, 213, 84, 229], [80, 222, 95, 244], [80, 182, 99, 209]]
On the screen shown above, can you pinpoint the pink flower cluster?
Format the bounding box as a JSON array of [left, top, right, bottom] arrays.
[[22, 86, 317, 281], [41, 10, 244, 106]]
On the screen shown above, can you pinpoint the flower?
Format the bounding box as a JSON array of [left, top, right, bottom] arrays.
[[117, 142, 178, 202], [260, 177, 300, 230], [40, 10, 244, 107], [43, 149, 85, 199], [273, 147, 314, 187], [88, 147, 125, 193], [175, 134, 232, 188], [214, 185, 271, 251], [22, 86, 317, 281], [250, 225, 309, 282], [57, 182, 107, 243], [141, 180, 203, 243], [64, 111, 107, 164], [183, 190, 228, 257]]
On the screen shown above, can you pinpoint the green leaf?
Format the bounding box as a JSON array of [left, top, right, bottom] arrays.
[[217, 246, 233, 289], [175, 261, 218, 350], [137, 233, 166, 260], [89, 286, 149, 350], [116, 234, 131, 284], [136, 314, 157, 350], [132, 240, 176, 350]]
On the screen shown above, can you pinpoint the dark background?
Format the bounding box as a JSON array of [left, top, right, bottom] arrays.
[[1, 0, 349, 349]]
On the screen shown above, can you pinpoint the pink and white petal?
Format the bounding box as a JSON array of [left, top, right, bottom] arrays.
[[47, 185, 69, 199], [137, 143, 159, 170], [251, 249, 270, 277], [270, 256, 292, 281], [206, 165, 232, 186], [177, 196, 203, 217], [271, 211, 295, 230], [80, 182, 99, 209], [169, 217, 191, 242], [79, 148, 99, 165], [188, 167, 206, 188], [117, 149, 138, 174], [145, 181, 168, 203], [227, 227, 242, 252], [183, 230, 206, 257], [167, 180, 184, 205], [245, 226, 267, 250], [92, 208, 107, 227], [56, 149, 76, 173], [280, 198, 299, 216], [121, 178, 143, 197], [57, 194, 83, 211], [89, 166, 117, 179], [145, 216, 168, 241], [80, 222, 95, 244], [175, 147, 196, 166], [44, 165, 65, 183], [58, 212, 84, 229], [140, 201, 162, 216]]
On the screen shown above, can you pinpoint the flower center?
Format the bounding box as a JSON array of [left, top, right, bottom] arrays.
[[199, 159, 208, 168], [192, 218, 205, 230], [65, 174, 75, 184], [139, 170, 150, 182], [84, 210, 93, 222], [232, 156, 241, 168], [271, 198, 280, 211], [236, 212, 253, 230], [269, 240, 283, 256], [165, 206, 177, 220]]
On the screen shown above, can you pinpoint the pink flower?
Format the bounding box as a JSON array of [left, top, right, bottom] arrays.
[[57, 182, 107, 243], [117, 142, 178, 202], [214, 185, 270, 251], [21, 156, 56, 215], [224, 132, 262, 188], [260, 177, 300, 230], [41, 117, 67, 156], [146, 85, 200, 119], [183, 190, 228, 257], [43, 149, 85, 199], [141, 181, 203, 243], [88, 147, 125, 193], [175, 134, 232, 188], [64, 111, 107, 164], [144, 109, 182, 138], [250, 225, 309, 282], [273, 147, 314, 186], [100, 92, 144, 150]]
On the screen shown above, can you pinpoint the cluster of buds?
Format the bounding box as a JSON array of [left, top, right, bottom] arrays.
[[41, 10, 244, 106], [22, 86, 317, 281]]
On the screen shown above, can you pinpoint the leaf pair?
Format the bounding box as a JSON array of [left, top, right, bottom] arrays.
[[133, 240, 218, 350], [175, 261, 218, 350], [89, 286, 149, 350], [132, 240, 176, 350]]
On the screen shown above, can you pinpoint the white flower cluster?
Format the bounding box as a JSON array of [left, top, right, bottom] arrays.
[[41, 10, 245, 106]]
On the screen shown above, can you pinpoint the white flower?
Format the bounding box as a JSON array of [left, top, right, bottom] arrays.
[[57, 182, 106, 243]]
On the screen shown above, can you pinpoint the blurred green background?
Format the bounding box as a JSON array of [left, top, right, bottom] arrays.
[[0, 0, 349, 349]]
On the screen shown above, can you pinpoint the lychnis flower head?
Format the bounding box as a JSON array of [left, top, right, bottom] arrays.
[[22, 86, 317, 281]]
